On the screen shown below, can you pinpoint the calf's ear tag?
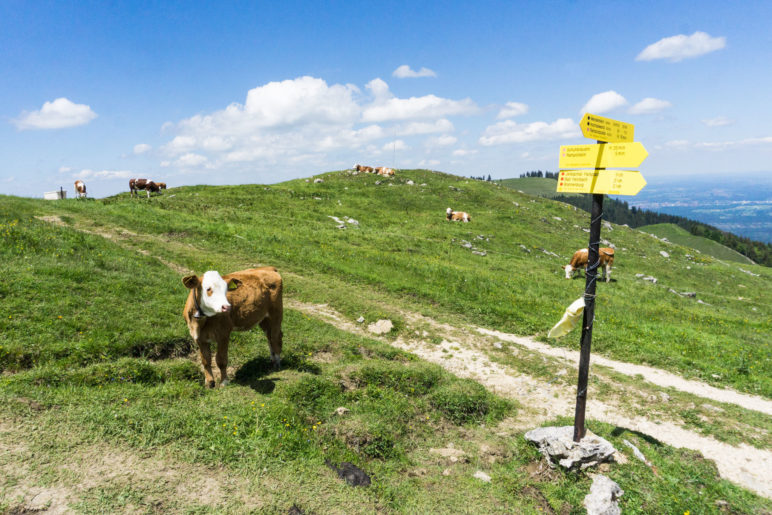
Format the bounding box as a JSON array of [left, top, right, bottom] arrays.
[[228, 281, 240, 291]]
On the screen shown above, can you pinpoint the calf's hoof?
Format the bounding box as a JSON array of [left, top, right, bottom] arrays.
[[206, 380, 216, 388], [220, 379, 230, 387]]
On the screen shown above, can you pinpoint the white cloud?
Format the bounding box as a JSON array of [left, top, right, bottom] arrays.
[[452, 149, 478, 156], [702, 116, 733, 127], [58, 166, 72, 173], [479, 118, 580, 146], [382, 139, 408, 151], [397, 119, 454, 135], [629, 97, 672, 114], [75, 169, 133, 179], [665, 139, 691, 149], [426, 134, 458, 147], [175, 153, 208, 167], [580, 91, 628, 115], [393, 65, 437, 78], [133, 143, 152, 154], [362, 78, 479, 122], [665, 136, 772, 151], [418, 159, 441, 167], [13, 98, 97, 130], [497, 102, 529, 119], [636, 31, 726, 62], [158, 76, 482, 175], [242, 76, 360, 127], [695, 136, 772, 150]]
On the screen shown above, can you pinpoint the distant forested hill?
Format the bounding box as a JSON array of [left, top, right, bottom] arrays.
[[497, 177, 772, 266]]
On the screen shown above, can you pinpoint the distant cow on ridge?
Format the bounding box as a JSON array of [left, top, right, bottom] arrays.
[[74, 180, 87, 198], [129, 178, 162, 198]]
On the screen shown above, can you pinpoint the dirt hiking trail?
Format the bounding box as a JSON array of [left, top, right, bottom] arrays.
[[32, 216, 772, 499], [291, 300, 772, 499]]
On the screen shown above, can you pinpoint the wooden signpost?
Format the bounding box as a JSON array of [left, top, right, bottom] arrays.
[[559, 113, 648, 442]]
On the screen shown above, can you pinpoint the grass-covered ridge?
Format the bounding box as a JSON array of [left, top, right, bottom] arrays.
[[2, 196, 770, 513], [640, 223, 754, 264], [9, 169, 768, 397]]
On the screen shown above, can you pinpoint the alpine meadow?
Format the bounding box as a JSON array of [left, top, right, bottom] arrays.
[[2, 168, 771, 513]]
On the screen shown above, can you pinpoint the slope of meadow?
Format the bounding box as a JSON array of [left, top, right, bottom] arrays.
[[640, 223, 755, 265], [9, 168, 766, 395], [497, 177, 576, 198], [1, 169, 771, 512]]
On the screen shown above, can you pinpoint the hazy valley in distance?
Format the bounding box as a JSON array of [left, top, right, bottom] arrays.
[[615, 171, 772, 244]]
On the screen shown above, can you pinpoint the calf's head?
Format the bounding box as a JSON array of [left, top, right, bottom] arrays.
[[183, 271, 241, 317]]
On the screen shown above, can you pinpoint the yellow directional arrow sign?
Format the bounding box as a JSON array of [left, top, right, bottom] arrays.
[[559, 142, 648, 169], [557, 169, 647, 196], [580, 113, 634, 142]]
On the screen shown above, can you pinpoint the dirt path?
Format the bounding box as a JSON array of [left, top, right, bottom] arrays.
[[34, 215, 772, 499], [289, 300, 772, 499], [477, 327, 772, 416]]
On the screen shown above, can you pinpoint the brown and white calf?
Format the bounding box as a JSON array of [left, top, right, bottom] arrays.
[[182, 267, 284, 388], [446, 207, 471, 222], [156, 182, 167, 190], [74, 180, 87, 198], [562, 247, 615, 282]]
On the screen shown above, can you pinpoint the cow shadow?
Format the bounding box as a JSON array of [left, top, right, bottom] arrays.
[[572, 274, 618, 284], [610, 426, 662, 447], [233, 352, 322, 394]]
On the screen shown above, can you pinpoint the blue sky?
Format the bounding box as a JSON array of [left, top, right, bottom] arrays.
[[2, 0, 772, 198]]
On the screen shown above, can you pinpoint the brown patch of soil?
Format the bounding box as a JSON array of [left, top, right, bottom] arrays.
[[521, 485, 556, 514]]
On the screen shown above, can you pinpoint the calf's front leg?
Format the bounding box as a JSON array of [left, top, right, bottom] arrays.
[[216, 337, 230, 386], [197, 340, 216, 388]]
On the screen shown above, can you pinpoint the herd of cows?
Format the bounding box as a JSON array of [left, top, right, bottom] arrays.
[[71, 178, 168, 199], [69, 168, 616, 388]]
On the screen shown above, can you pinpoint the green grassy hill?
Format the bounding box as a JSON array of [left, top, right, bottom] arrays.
[[497, 177, 576, 198], [1, 169, 770, 512], [640, 223, 755, 265]]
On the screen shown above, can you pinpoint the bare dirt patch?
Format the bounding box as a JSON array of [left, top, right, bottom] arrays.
[[0, 421, 262, 513]]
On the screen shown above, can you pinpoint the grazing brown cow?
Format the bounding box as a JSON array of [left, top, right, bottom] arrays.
[[74, 180, 87, 198], [562, 247, 615, 282], [129, 178, 147, 197], [182, 267, 284, 388], [156, 182, 167, 190], [129, 178, 161, 198], [446, 207, 471, 222], [145, 181, 161, 195]]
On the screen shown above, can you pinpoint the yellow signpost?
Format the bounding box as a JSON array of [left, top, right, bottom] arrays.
[[556, 113, 647, 444], [557, 169, 646, 195], [559, 142, 648, 169], [580, 113, 634, 143]]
